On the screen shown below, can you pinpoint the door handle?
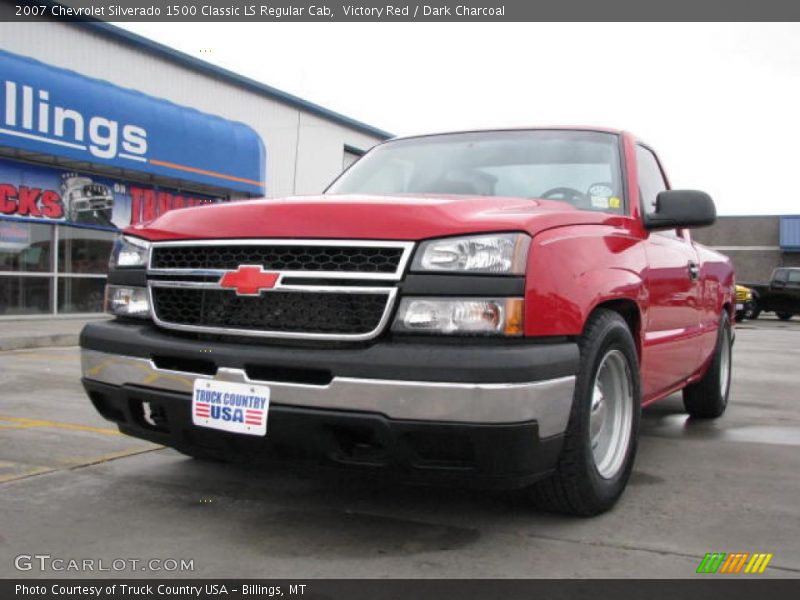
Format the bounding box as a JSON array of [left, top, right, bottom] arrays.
[[688, 261, 700, 281]]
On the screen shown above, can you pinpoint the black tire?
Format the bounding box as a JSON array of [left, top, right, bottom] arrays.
[[749, 296, 761, 320], [744, 303, 756, 320], [683, 312, 732, 419], [734, 310, 746, 322], [777, 312, 793, 321], [528, 309, 641, 516]]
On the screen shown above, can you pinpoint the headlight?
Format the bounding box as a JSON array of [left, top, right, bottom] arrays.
[[412, 233, 530, 274], [105, 285, 150, 318], [109, 235, 150, 269], [392, 297, 523, 336]]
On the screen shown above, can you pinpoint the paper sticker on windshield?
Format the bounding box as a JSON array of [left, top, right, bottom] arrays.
[[591, 195, 610, 208], [609, 196, 621, 209]]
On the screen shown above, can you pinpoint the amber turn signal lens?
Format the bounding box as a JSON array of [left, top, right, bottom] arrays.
[[503, 298, 524, 336]]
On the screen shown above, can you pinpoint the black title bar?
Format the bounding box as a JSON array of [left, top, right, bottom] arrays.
[[5, 579, 800, 600], [4, 0, 800, 21]]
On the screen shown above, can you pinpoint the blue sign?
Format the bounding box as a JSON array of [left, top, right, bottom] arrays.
[[780, 216, 800, 252], [0, 49, 265, 195], [0, 157, 220, 230]]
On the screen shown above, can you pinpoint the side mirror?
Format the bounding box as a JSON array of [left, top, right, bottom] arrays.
[[644, 190, 716, 230]]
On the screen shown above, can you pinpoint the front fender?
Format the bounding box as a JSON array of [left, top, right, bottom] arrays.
[[525, 225, 647, 337]]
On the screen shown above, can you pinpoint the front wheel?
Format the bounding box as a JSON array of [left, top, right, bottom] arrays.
[[749, 296, 761, 320], [683, 312, 732, 419], [528, 309, 641, 516], [744, 302, 757, 320]]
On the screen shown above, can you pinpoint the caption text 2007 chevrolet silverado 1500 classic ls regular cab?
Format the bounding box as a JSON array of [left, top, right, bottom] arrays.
[[80, 128, 734, 515]]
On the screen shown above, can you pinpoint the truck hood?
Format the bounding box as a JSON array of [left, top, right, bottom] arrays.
[[128, 194, 619, 241]]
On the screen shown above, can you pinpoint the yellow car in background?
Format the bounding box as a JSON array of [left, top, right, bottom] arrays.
[[735, 284, 756, 321]]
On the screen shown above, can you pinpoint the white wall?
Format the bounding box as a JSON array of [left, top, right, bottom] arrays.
[[0, 21, 385, 198]]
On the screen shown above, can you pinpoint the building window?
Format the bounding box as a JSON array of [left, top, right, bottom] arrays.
[[0, 221, 53, 273], [0, 221, 54, 316], [0, 220, 118, 317], [343, 146, 364, 171], [57, 276, 107, 314], [0, 275, 53, 316], [58, 227, 115, 274]]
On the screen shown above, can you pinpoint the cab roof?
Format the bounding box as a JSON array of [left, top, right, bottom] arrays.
[[389, 126, 627, 142]]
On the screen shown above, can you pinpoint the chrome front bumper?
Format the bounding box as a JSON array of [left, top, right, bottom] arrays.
[[81, 349, 576, 437]]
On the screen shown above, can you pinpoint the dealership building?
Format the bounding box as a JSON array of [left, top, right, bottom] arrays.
[[0, 20, 389, 318], [692, 215, 800, 283]]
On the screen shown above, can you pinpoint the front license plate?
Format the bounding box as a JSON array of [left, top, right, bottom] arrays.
[[192, 379, 270, 436], [736, 303, 744, 310]]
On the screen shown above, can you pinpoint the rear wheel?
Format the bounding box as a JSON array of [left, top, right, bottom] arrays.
[[683, 312, 732, 419], [528, 309, 640, 516], [777, 312, 793, 321]]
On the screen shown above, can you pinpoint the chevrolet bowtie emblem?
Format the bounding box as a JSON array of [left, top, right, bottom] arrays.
[[219, 265, 279, 296]]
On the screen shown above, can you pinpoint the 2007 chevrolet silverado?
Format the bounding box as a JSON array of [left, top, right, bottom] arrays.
[[80, 128, 734, 515]]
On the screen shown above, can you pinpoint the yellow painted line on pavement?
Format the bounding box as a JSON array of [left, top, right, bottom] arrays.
[[0, 415, 122, 436], [63, 447, 163, 467], [0, 463, 56, 483], [0, 447, 162, 484]]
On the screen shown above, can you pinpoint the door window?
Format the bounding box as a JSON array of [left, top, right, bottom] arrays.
[[637, 145, 682, 239], [636, 145, 667, 215]]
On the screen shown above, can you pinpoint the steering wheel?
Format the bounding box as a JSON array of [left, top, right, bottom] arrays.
[[540, 187, 587, 206]]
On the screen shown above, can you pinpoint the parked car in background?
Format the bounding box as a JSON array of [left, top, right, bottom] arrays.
[[79, 128, 734, 516], [735, 284, 756, 322], [745, 267, 800, 321]]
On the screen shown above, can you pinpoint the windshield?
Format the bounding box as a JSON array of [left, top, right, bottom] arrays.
[[327, 130, 625, 213]]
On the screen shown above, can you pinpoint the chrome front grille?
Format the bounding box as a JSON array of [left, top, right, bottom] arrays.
[[149, 239, 410, 277], [146, 239, 413, 341], [151, 287, 391, 336]]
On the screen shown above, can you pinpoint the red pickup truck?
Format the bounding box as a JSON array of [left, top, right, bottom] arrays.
[[80, 128, 734, 515]]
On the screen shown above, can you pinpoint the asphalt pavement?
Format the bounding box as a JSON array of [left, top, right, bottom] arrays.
[[0, 316, 798, 578], [0, 316, 108, 351]]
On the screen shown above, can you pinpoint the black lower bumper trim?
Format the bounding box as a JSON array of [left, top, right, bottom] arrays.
[[83, 379, 563, 489], [80, 320, 579, 384]]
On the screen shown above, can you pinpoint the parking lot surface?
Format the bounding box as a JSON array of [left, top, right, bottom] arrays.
[[0, 317, 798, 578]]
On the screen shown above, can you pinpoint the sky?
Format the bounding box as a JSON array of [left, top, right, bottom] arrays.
[[120, 22, 800, 216]]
